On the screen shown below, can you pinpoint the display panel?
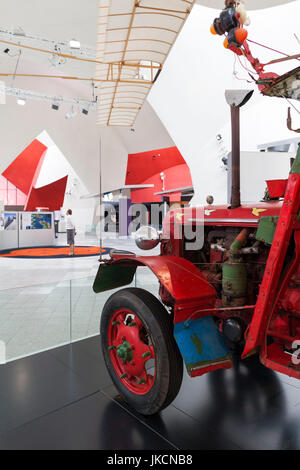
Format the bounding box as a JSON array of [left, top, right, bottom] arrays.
[[21, 212, 52, 230], [3, 213, 17, 230], [30, 213, 52, 230]]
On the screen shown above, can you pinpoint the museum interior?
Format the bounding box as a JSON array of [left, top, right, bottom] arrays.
[[0, 0, 300, 452]]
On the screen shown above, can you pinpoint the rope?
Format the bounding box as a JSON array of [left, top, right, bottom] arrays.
[[247, 38, 300, 62]]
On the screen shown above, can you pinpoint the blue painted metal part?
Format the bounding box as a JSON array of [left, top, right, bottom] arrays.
[[174, 317, 232, 376]]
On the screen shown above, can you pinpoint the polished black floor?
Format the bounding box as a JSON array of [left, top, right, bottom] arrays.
[[1, 335, 300, 450]]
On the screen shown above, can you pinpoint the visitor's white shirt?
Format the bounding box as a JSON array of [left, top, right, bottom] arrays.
[[66, 215, 75, 230]]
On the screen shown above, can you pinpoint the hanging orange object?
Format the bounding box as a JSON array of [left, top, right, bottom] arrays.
[[224, 37, 229, 48], [235, 28, 248, 44], [210, 24, 217, 35]]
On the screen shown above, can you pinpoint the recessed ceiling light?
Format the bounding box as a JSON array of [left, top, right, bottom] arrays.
[[69, 39, 81, 49]]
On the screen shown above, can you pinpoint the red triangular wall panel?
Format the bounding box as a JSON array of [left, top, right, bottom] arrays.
[[2, 139, 48, 195], [1, 139, 68, 211], [125, 146, 193, 203], [25, 176, 68, 211]]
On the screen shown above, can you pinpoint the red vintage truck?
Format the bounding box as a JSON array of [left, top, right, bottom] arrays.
[[93, 1, 300, 415]]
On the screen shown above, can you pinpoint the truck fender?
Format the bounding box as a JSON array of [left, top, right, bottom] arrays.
[[93, 255, 231, 377], [93, 254, 216, 314]]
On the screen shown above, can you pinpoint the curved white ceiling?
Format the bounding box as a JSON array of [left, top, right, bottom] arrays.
[[0, 0, 298, 196], [195, 0, 295, 10]]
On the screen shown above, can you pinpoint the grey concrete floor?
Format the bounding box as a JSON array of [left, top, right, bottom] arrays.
[[0, 233, 159, 361]]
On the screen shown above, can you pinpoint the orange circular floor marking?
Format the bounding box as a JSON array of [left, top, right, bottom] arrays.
[[0, 246, 109, 258]]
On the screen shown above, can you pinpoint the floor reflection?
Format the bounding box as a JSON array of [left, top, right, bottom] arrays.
[[99, 400, 171, 450], [176, 354, 294, 449]]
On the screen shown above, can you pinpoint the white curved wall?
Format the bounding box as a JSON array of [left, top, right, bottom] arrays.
[[0, 0, 298, 208], [149, 1, 300, 204], [195, 0, 296, 10]]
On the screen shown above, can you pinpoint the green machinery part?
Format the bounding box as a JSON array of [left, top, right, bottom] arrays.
[[222, 237, 247, 307]]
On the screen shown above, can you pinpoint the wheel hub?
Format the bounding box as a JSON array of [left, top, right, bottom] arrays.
[[108, 309, 156, 395], [117, 340, 133, 363]]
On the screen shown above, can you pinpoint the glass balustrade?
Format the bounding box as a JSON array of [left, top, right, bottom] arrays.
[[0, 267, 160, 363]]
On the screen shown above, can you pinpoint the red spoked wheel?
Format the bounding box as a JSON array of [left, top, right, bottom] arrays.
[[101, 288, 183, 415], [108, 308, 156, 395]]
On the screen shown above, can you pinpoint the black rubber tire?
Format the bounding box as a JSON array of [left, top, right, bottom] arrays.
[[100, 287, 183, 415]]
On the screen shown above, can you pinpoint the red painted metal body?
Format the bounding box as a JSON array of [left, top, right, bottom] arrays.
[[242, 40, 279, 92], [107, 151, 300, 379], [164, 201, 282, 231], [95, 1, 300, 413], [103, 0, 300, 377], [108, 254, 217, 324], [243, 169, 300, 359], [266, 179, 288, 198]]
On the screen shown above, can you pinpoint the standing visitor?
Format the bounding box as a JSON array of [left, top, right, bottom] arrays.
[[66, 209, 76, 256]]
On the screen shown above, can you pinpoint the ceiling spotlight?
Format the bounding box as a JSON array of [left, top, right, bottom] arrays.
[[17, 98, 26, 106], [49, 54, 66, 67], [82, 108, 89, 115], [52, 103, 59, 110], [69, 39, 81, 50], [65, 106, 77, 120], [222, 156, 228, 167], [4, 48, 10, 54], [13, 27, 25, 37]]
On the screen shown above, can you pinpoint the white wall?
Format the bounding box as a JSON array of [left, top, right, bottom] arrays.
[[35, 131, 96, 234], [148, 1, 300, 205], [241, 151, 292, 202], [116, 101, 174, 154]]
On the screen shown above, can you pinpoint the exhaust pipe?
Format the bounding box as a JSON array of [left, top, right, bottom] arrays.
[[225, 90, 254, 209]]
